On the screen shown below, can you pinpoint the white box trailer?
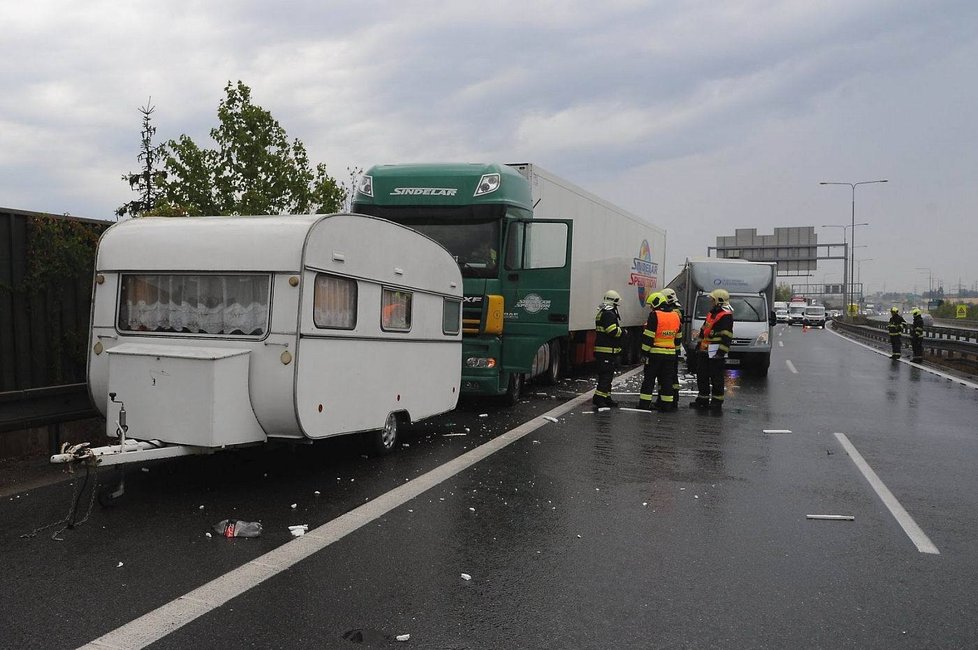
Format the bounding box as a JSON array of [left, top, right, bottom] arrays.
[[54, 213, 463, 467], [509, 163, 667, 361]]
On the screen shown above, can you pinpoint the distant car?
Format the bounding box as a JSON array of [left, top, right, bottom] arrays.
[[827, 309, 841, 320], [775, 308, 789, 323], [788, 302, 806, 326], [803, 305, 827, 328], [921, 313, 934, 327]]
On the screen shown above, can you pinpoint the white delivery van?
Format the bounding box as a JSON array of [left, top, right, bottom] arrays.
[[803, 305, 827, 328], [788, 301, 807, 326], [54, 213, 463, 468], [668, 258, 777, 376]]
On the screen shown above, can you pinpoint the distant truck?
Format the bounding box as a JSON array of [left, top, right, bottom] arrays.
[[53, 213, 463, 469], [352, 162, 666, 403], [667, 258, 777, 376]]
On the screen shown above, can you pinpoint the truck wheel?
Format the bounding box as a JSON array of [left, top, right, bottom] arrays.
[[369, 412, 402, 455], [541, 341, 561, 385], [503, 372, 524, 406]]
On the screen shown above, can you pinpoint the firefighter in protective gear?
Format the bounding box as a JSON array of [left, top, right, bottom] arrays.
[[637, 292, 681, 411], [661, 288, 684, 396], [910, 307, 924, 363], [691, 289, 733, 412], [593, 290, 623, 407], [887, 306, 906, 359]]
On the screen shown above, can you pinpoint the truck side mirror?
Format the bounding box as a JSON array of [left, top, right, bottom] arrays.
[[768, 311, 777, 326]]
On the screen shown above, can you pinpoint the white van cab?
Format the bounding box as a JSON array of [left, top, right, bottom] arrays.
[[803, 305, 827, 328]]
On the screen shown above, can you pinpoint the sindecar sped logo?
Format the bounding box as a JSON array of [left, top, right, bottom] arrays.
[[391, 187, 458, 196], [515, 293, 551, 314], [630, 240, 658, 305]]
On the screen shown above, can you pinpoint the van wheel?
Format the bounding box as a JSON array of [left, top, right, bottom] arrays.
[[369, 412, 402, 455], [503, 372, 524, 406], [541, 342, 561, 385]]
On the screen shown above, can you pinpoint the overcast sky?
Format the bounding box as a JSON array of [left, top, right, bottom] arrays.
[[2, 0, 976, 295]]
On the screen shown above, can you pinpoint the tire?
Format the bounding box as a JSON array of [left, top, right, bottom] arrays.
[[369, 411, 402, 456], [502, 372, 524, 406], [540, 341, 561, 385]]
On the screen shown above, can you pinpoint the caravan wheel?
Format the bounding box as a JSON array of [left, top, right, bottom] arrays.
[[369, 412, 402, 456]]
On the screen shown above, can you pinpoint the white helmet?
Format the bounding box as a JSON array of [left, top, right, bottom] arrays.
[[661, 288, 679, 305], [603, 290, 621, 305]]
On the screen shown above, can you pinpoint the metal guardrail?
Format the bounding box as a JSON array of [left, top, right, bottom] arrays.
[[0, 383, 98, 434], [831, 319, 978, 358]]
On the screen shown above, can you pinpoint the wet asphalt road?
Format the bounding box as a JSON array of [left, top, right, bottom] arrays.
[[2, 324, 978, 649]]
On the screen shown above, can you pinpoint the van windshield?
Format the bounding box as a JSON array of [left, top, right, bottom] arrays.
[[789, 304, 806, 315], [693, 294, 768, 322]]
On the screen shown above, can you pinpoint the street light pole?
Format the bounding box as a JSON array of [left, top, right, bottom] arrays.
[[915, 267, 933, 304], [821, 223, 867, 316], [856, 258, 873, 301], [820, 179, 887, 316]]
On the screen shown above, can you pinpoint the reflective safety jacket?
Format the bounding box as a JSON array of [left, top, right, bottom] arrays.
[[912, 314, 924, 339], [595, 304, 623, 355], [641, 307, 681, 355], [698, 306, 733, 353], [888, 313, 906, 336]]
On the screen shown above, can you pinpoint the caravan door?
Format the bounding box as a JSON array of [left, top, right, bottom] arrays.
[[499, 219, 573, 374]]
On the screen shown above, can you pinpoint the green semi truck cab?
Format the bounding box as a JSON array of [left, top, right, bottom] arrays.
[[352, 163, 572, 403]]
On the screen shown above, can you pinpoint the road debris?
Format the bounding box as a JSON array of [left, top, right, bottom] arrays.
[[542, 416, 558, 423], [806, 514, 855, 521], [396, 634, 411, 642], [213, 519, 263, 538], [289, 524, 309, 537], [461, 573, 472, 581]]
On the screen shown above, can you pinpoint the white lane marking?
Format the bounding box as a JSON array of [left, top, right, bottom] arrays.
[[763, 429, 792, 434], [785, 360, 799, 374], [828, 328, 978, 390], [834, 432, 940, 555], [778, 341, 784, 347], [82, 368, 644, 649]]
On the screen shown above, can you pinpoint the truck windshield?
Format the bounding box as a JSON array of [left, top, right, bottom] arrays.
[[352, 205, 503, 279], [694, 294, 768, 322]]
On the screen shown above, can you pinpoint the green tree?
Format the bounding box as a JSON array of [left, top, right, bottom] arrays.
[[116, 99, 166, 218], [775, 283, 792, 302], [157, 81, 344, 216]]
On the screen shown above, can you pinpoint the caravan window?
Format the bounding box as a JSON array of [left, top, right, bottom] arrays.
[[314, 274, 357, 330], [382, 289, 413, 331], [443, 298, 461, 335], [117, 274, 270, 336]]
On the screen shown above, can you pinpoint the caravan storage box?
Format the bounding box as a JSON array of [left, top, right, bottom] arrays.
[[105, 344, 266, 448]]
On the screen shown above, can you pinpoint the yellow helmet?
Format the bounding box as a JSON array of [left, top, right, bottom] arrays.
[[646, 292, 665, 308], [709, 288, 730, 305], [911, 308, 921, 316], [603, 290, 621, 305], [891, 306, 899, 313]]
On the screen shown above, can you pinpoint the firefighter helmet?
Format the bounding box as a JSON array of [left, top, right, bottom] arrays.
[[603, 290, 621, 305], [709, 289, 730, 305], [911, 307, 921, 316], [661, 288, 679, 305], [891, 306, 899, 313], [646, 292, 665, 308]]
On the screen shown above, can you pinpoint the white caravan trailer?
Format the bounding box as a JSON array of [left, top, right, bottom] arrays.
[[53, 213, 463, 467]]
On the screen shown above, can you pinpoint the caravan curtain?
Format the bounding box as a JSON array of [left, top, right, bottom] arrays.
[[118, 274, 270, 336]]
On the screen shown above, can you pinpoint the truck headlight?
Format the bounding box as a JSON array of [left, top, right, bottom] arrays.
[[753, 332, 769, 346], [465, 357, 497, 369]]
